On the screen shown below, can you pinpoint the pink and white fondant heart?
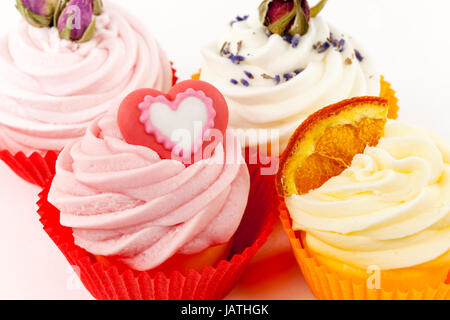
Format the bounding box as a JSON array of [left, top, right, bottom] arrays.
[[118, 80, 229, 163], [138, 89, 216, 158]]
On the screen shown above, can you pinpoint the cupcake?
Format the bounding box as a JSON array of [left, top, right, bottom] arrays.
[[0, 0, 174, 186], [278, 97, 450, 300], [199, 0, 398, 155], [199, 0, 399, 281], [39, 80, 276, 300]]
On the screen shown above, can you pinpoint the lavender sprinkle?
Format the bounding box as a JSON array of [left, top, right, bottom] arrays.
[[230, 79, 239, 85], [283, 73, 293, 81], [338, 39, 346, 52], [292, 35, 301, 48], [220, 42, 230, 56], [355, 49, 364, 62], [283, 35, 293, 44], [244, 71, 254, 79], [327, 33, 337, 46], [231, 15, 249, 26], [229, 54, 245, 64], [317, 33, 347, 54], [274, 75, 281, 84], [236, 15, 249, 22], [241, 79, 250, 87], [313, 41, 330, 54]]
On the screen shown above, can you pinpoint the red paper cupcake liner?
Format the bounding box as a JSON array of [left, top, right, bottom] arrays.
[[171, 62, 178, 86], [0, 150, 58, 187], [37, 168, 279, 300], [243, 147, 280, 213]]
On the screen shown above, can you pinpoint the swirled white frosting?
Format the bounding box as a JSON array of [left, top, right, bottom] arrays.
[[201, 13, 380, 149], [286, 121, 450, 270], [0, 1, 173, 155]]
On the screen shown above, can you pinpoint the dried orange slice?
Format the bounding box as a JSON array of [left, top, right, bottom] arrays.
[[277, 96, 389, 196]]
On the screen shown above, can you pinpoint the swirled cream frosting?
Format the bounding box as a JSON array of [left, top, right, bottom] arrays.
[[48, 115, 250, 271], [201, 13, 380, 149], [286, 121, 450, 270], [0, 1, 173, 155]]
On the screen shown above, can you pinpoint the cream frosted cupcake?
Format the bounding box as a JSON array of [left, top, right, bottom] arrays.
[[0, 0, 174, 185], [277, 97, 449, 299], [200, 0, 398, 152]]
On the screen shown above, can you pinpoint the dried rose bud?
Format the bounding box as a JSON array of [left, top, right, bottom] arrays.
[[259, 0, 327, 37], [57, 0, 96, 43], [15, 0, 58, 27]]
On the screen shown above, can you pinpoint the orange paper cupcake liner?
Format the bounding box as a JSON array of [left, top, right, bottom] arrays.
[[380, 76, 399, 120], [192, 70, 201, 80], [37, 168, 279, 300], [279, 204, 450, 300], [0, 150, 58, 187]]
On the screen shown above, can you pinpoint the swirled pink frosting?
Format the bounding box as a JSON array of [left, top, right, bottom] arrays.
[[0, 1, 172, 155], [48, 115, 250, 271]]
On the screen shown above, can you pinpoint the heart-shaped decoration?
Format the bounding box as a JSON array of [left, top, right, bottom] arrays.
[[118, 80, 229, 163]]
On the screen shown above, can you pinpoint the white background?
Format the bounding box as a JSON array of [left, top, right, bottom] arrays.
[[0, 0, 449, 300]]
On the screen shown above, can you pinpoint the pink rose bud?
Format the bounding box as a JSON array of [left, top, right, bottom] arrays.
[[57, 0, 96, 42], [15, 0, 58, 27], [259, 0, 327, 36]]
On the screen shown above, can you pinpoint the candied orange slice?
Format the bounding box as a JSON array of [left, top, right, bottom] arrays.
[[277, 96, 389, 196]]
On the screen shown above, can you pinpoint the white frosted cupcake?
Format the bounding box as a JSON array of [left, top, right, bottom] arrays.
[[200, 0, 397, 151]]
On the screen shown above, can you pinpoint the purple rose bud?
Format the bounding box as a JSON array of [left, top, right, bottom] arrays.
[[57, 0, 96, 43], [259, 0, 327, 36], [15, 0, 58, 27]]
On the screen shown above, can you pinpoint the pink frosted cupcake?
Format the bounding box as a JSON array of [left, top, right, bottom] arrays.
[[39, 80, 276, 299], [49, 115, 249, 272], [0, 0, 174, 186]]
